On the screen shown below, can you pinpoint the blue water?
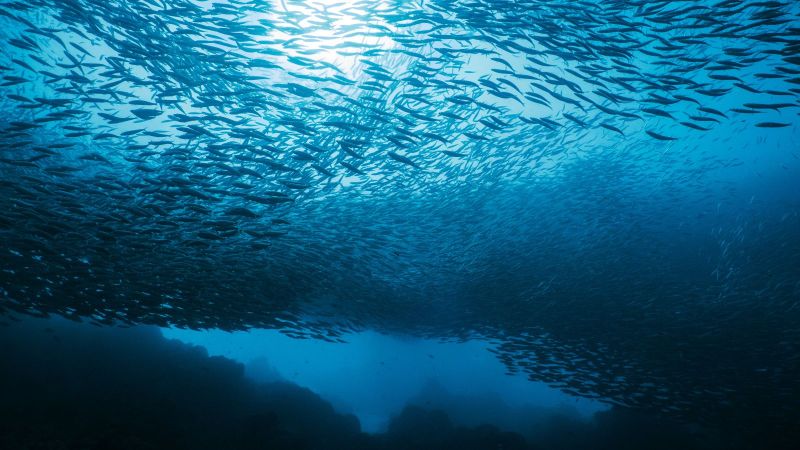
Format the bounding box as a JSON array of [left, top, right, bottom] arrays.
[[163, 327, 603, 432], [0, 0, 799, 448]]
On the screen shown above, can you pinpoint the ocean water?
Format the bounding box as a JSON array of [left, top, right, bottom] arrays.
[[0, 0, 798, 449]]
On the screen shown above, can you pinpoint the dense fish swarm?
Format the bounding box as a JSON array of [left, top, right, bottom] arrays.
[[0, 0, 798, 434]]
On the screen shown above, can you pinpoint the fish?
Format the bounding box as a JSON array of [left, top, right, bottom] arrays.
[[646, 130, 678, 141], [755, 122, 790, 128], [0, 0, 797, 438]]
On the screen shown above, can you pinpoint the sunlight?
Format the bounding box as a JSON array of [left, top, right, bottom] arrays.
[[263, 0, 397, 78]]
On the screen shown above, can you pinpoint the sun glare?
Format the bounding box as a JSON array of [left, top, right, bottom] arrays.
[[263, 0, 397, 77]]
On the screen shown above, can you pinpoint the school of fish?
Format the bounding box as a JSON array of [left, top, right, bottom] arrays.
[[0, 0, 798, 435]]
